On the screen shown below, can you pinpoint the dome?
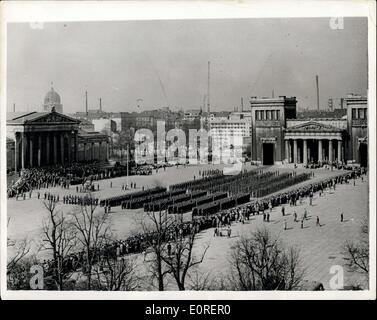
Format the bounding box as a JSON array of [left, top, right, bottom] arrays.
[[44, 87, 61, 105]]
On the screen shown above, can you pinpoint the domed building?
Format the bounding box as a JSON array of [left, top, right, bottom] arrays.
[[6, 87, 110, 172], [43, 87, 63, 113]]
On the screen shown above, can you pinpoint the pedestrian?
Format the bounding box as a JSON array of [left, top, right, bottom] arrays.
[[316, 216, 320, 227], [294, 211, 297, 222], [284, 221, 287, 230], [301, 219, 304, 229], [281, 205, 285, 216], [341, 213, 344, 222]]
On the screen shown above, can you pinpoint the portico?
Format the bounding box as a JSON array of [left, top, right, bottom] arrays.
[[284, 121, 344, 165], [7, 109, 81, 171]]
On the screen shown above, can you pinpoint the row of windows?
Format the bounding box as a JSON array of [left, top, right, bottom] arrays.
[[255, 110, 280, 121], [352, 108, 367, 120], [211, 125, 248, 129]]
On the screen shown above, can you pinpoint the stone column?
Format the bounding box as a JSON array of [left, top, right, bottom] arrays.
[[74, 134, 78, 162], [285, 140, 289, 163], [338, 140, 342, 162], [37, 135, 42, 167], [303, 139, 308, 165], [293, 139, 298, 163], [29, 134, 33, 167], [328, 139, 333, 162], [98, 141, 102, 161], [46, 134, 50, 165], [53, 134, 58, 164], [67, 134, 71, 164], [60, 134, 65, 165], [21, 133, 27, 169], [14, 133, 19, 172], [91, 142, 95, 161], [83, 143, 87, 161], [308, 143, 311, 162], [318, 139, 323, 162], [106, 142, 109, 161]]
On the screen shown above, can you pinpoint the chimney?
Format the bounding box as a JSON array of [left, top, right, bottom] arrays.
[[99, 98, 102, 112], [85, 91, 88, 117], [13, 103, 15, 112], [316, 75, 320, 110], [207, 61, 211, 114]]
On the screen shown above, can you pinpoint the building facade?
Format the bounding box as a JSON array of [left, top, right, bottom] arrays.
[[43, 87, 63, 113], [250, 96, 297, 164], [345, 94, 368, 166], [250, 95, 368, 166], [6, 88, 110, 172]]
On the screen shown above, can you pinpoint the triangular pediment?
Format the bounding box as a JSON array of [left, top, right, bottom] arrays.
[[26, 111, 80, 124], [286, 121, 342, 132]]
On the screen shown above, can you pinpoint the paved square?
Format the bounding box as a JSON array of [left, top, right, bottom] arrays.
[[7, 165, 369, 290]]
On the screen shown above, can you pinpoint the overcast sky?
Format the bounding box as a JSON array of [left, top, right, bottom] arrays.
[[7, 17, 367, 114]]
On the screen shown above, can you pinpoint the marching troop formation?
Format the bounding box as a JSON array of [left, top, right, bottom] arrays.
[[170, 169, 312, 196], [8, 155, 367, 282], [40, 167, 367, 278], [7, 162, 129, 198]]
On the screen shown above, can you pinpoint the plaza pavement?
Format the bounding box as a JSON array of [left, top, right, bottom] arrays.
[[7, 164, 369, 290], [189, 174, 369, 290]]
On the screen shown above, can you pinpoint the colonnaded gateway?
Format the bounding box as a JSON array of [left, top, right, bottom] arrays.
[[250, 94, 368, 166], [6, 88, 110, 172]]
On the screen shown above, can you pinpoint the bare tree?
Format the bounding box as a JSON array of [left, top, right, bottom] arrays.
[[186, 269, 221, 291], [7, 238, 30, 276], [161, 229, 209, 290], [93, 237, 139, 291], [41, 198, 77, 290], [70, 193, 111, 290], [7, 217, 30, 270], [229, 228, 305, 290], [343, 217, 369, 273], [139, 210, 174, 291]]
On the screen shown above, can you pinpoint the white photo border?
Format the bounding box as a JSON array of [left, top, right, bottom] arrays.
[[0, 0, 375, 300]]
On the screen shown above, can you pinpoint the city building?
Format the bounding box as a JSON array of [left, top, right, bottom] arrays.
[[250, 95, 368, 166], [250, 96, 297, 164], [6, 88, 110, 171], [209, 112, 252, 159]]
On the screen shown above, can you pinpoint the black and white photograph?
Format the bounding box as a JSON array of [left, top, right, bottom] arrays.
[[1, 1, 375, 300]]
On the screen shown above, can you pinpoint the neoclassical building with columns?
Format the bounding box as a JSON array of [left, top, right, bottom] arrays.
[[6, 88, 110, 172], [250, 94, 368, 166]]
